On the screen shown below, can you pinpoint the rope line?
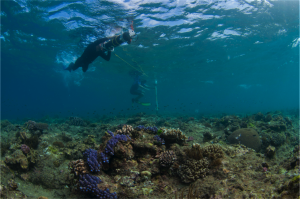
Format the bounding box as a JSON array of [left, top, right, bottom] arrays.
[[113, 52, 147, 76]]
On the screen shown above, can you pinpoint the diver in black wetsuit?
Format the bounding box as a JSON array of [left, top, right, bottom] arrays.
[[130, 72, 155, 106], [65, 30, 135, 72]]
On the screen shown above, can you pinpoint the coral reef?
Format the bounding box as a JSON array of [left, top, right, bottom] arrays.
[[0, 111, 299, 199]]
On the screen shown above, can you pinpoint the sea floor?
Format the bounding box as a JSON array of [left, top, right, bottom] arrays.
[[0, 111, 299, 199]]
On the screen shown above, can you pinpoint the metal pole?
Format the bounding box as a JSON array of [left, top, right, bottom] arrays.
[[155, 79, 158, 114]]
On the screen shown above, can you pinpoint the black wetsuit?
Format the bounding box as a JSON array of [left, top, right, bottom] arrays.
[[72, 38, 111, 72], [66, 32, 131, 72], [130, 82, 143, 95], [130, 76, 143, 103]]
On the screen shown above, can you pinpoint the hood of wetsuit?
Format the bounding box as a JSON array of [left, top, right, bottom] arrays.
[[123, 32, 131, 44]]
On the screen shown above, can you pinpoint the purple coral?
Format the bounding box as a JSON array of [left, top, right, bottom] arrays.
[[135, 125, 145, 130], [21, 144, 30, 154], [153, 135, 165, 145], [145, 126, 158, 134], [78, 174, 117, 199], [83, 149, 101, 172], [107, 130, 114, 137], [101, 133, 130, 164]]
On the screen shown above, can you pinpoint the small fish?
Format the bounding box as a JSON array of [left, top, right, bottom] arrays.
[[235, 134, 241, 139]]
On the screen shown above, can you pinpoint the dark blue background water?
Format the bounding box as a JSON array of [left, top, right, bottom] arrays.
[[1, 0, 299, 121]]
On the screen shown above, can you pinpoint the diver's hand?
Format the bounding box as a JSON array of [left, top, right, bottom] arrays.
[[107, 46, 114, 52]]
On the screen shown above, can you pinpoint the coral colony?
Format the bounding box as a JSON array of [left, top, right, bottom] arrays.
[[153, 135, 165, 145], [100, 133, 131, 163], [21, 144, 30, 154], [135, 125, 158, 134], [75, 131, 131, 198], [83, 149, 101, 172]]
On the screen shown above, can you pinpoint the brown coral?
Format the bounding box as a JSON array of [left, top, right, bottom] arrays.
[[160, 127, 187, 145], [68, 159, 89, 176], [185, 144, 224, 160], [159, 150, 177, 167], [203, 144, 224, 160], [265, 145, 276, 158], [227, 128, 261, 152], [116, 125, 134, 135], [26, 120, 48, 131], [178, 158, 209, 183], [185, 143, 203, 160], [8, 179, 18, 191], [53, 141, 64, 148]]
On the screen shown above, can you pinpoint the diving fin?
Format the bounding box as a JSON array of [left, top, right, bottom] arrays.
[[137, 102, 151, 106]]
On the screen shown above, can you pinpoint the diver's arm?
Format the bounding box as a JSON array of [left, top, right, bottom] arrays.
[[142, 84, 155, 89], [99, 50, 111, 61], [139, 85, 150, 90]]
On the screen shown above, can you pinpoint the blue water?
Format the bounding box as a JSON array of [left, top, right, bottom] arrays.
[[1, 0, 299, 121]]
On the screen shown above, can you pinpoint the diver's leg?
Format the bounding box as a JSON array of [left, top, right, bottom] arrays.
[[82, 64, 89, 72], [135, 93, 144, 103], [65, 57, 82, 72], [64, 62, 74, 72]]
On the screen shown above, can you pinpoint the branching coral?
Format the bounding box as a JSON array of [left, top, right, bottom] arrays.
[[202, 144, 224, 160], [178, 158, 209, 183], [101, 133, 131, 164], [83, 149, 101, 172], [68, 159, 89, 176], [116, 125, 134, 135], [77, 174, 117, 199], [180, 144, 224, 183]]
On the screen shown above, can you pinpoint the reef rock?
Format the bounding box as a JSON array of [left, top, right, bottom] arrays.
[[5, 150, 29, 169], [227, 128, 261, 152]]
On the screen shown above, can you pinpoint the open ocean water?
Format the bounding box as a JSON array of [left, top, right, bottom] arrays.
[[0, 0, 299, 199]]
